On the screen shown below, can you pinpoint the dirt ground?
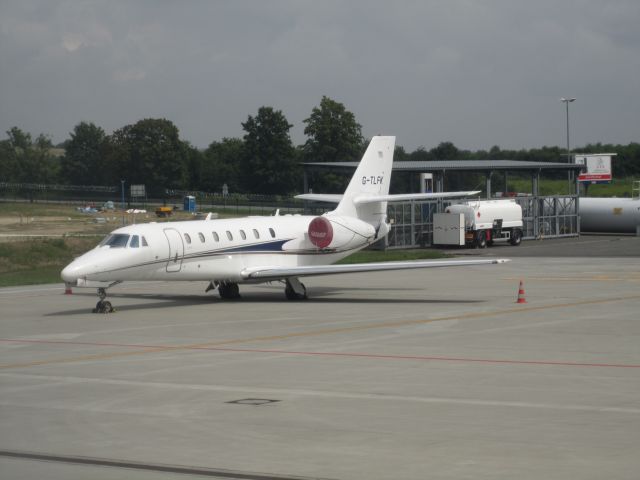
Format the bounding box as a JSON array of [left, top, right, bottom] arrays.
[[0, 205, 202, 242], [0, 213, 151, 241]]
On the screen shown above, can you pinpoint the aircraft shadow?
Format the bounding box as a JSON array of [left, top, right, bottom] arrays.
[[49, 289, 483, 315]]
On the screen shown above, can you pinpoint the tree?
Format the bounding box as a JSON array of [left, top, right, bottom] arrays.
[[302, 96, 364, 193], [390, 145, 413, 193], [60, 122, 107, 185], [0, 136, 20, 183], [430, 141, 459, 160], [105, 118, 189, 196], [0, 127, 58, 184], [240, 107, 299, 194], [182, 142, 204, 191], [30, 134, 59, 184], [6, 126, 32, 151], [201, 138, 244, 194], [303, 96, 363, 163]]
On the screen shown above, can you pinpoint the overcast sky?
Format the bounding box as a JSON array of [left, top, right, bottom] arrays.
[[1, 0, 638, 152]]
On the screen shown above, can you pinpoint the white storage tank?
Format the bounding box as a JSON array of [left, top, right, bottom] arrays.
[[580, 198, 640, 234]]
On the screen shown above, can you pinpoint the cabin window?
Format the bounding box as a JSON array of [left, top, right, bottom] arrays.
[[129, 235, 140, 248], [198, 232, 205, 243], [184, 233, 192, 244], [240, 229, 247, 240], [253, 229, 260, 239], [212, 231, 219, 242], [226, 231, 233, 241], [141, 236, 148, 247], [100, 234, 129, 248], [269, 228, 276, 238]]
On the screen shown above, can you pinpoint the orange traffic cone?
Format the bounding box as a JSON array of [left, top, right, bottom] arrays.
[[64, 283, 73, 295], [516, 280, 527, 304]]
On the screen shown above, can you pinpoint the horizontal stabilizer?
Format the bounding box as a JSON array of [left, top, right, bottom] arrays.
[[354, 191, 480, 204], [296, 191, 480, 204], [242, 258, 509, 281], [295, 193, 343, 203]]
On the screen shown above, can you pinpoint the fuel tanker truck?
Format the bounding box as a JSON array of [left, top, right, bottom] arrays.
[[434, 199, 523, 248]]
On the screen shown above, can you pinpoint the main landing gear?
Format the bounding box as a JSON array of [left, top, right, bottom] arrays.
[[216, 281, 241, 300], [284, 277, 307, 300], [206, 281, 241, 300], [206, 277, 308, 301], [93, 285, 118, 313]]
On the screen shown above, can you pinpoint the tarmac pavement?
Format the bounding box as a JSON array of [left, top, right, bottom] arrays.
[[0, 255, 639, 479]]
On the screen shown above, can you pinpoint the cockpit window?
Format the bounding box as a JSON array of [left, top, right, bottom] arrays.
[[141, 236, 148, 247], [129, 235, 140, 248], [99, 234, 130, 248]]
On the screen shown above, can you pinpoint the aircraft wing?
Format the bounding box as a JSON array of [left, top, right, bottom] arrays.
[[241, 258, 509, 281]]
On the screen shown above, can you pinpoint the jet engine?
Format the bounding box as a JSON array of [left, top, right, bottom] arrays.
[[307, 215, 376, 250]]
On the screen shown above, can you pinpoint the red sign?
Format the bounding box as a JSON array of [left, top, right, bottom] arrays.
[[575, 155, 613, 184]]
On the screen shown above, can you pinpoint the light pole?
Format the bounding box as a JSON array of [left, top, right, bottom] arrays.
[[121, 179, 125, 225], [560, 97, 576, 162]]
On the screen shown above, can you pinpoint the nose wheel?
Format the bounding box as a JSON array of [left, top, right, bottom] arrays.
[[92, 286, 117, 313]]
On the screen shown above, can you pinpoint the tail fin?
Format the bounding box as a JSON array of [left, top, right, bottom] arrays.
[[332, 136, 395, 222]]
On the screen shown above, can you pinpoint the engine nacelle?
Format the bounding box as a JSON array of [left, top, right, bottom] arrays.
[[307, 215, 376, 250]]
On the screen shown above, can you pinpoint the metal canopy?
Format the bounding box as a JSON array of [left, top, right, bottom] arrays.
[[303, 160, 585, 172]]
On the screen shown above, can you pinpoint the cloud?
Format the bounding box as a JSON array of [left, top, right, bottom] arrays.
[[0, 0, 639, 151]]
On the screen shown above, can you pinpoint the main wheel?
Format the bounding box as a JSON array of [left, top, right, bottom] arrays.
[[219, 282, 240, 299], [285, 282, 307, 300], [509, 229, 522, 246]]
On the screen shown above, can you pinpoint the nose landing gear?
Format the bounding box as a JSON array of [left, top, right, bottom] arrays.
[[92, 283, 120, 313]]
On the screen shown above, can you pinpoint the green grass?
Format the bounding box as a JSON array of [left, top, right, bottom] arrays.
[[0, 238, 446, 287], [0, 266, 70, 287], [506, 177, 636, 197], [338, 249, 446, 264], [0, 237, 98, 287], [0, 202, 89, 218]]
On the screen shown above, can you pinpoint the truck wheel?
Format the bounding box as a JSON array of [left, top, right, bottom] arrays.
[[475, 230, 487, 249], [509, 229, 522, 246]]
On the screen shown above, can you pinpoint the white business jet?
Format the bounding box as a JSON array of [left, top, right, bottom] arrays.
[[62, 136, 508, 312]]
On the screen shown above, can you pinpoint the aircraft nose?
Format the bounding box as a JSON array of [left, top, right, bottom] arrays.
[[61, 257, 96, 284], [61, 262, 81, 283]]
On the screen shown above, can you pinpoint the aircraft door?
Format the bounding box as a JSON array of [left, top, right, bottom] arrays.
[[163, 228, 184, 272]]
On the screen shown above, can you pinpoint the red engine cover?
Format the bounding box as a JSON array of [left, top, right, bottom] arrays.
[[308, 216, 333, 248]]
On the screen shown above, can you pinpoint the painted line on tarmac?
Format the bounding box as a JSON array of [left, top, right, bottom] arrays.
[[1, 373, 639, 414], [1, 338, 639, 369], [1, 293, 639, 370]]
